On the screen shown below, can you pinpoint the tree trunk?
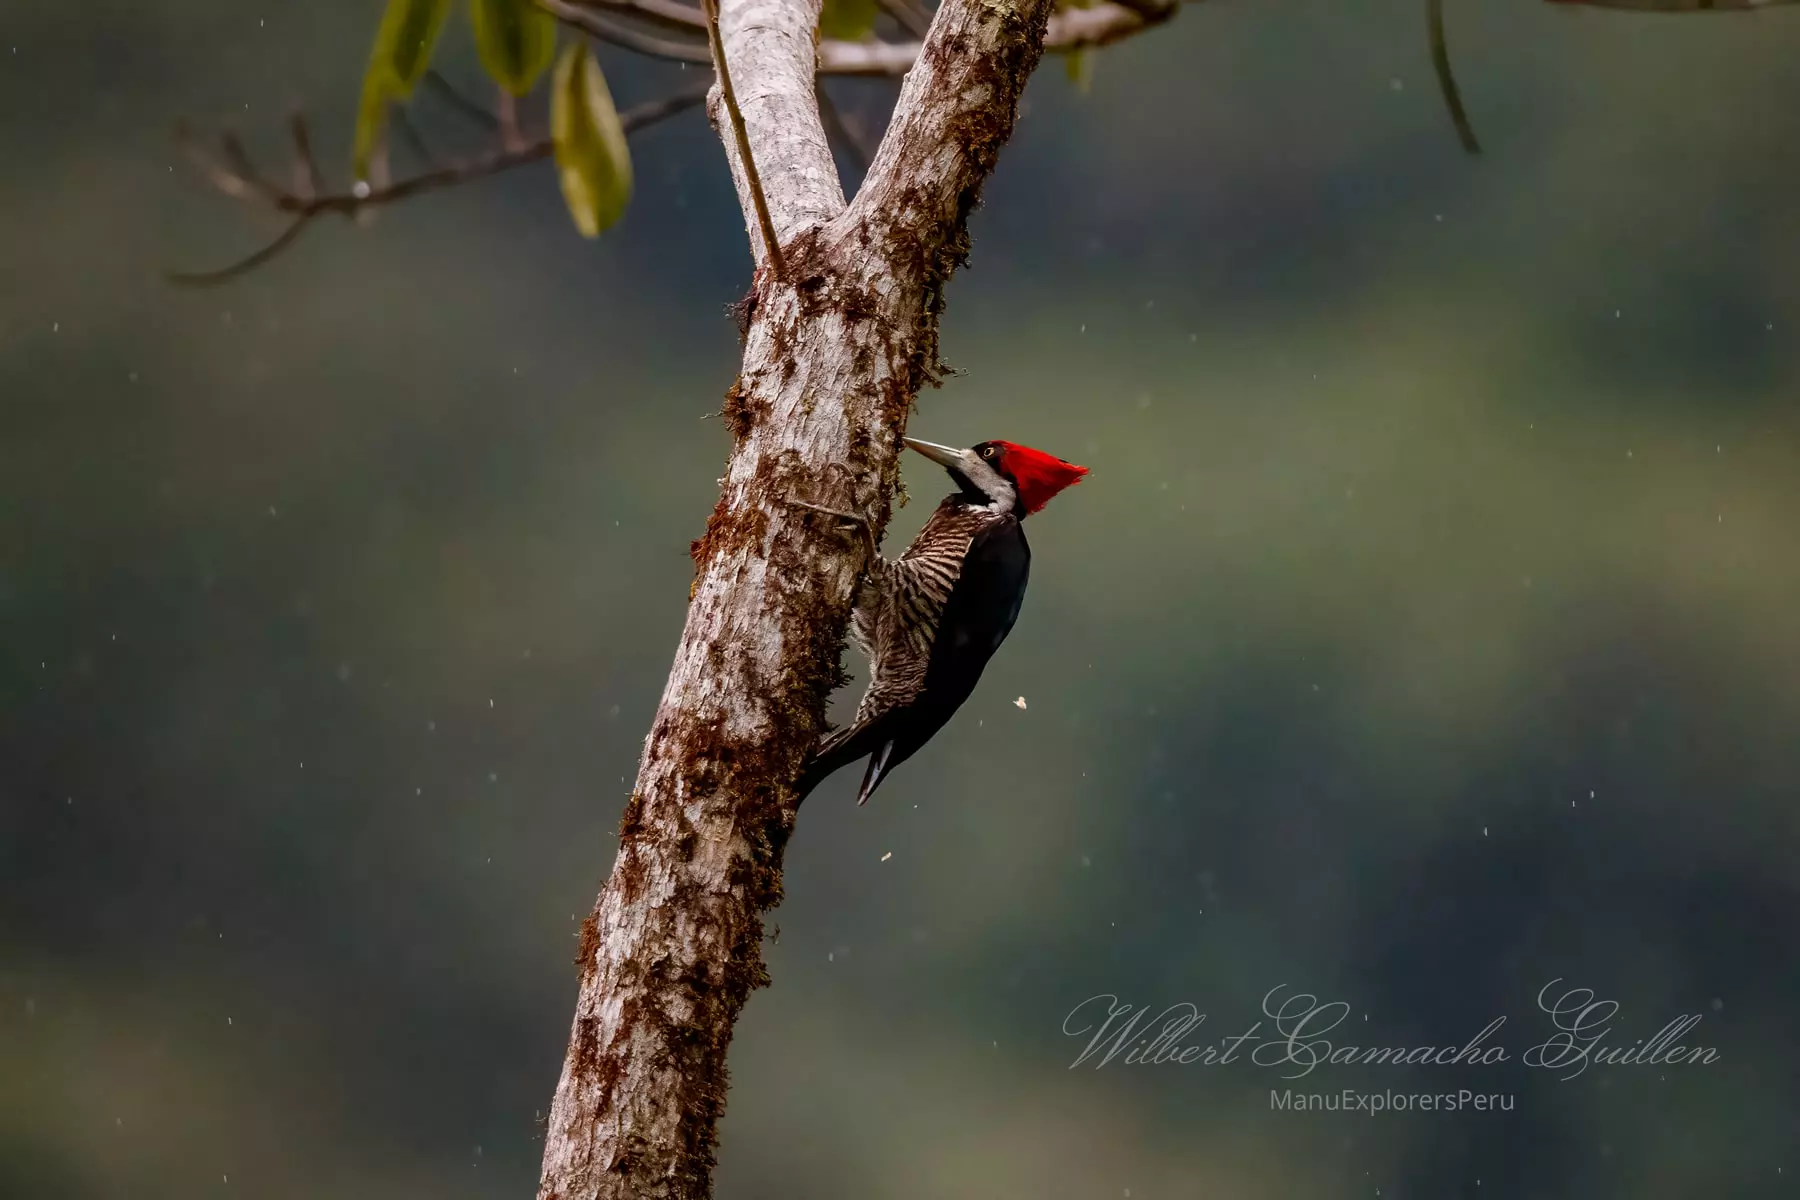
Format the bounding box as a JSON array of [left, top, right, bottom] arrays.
[[536, 0, 1054, 1195]]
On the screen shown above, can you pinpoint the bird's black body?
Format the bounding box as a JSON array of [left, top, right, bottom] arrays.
[[798, 508, 1029, 803], [923, 515, 1030, 714], [795, 436, 1086, 806]]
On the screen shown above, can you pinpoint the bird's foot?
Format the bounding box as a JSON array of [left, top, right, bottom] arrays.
[[785, 495, 878, 563]]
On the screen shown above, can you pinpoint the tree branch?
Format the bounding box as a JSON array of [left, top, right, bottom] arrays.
[[545, 0, 1177, 73], [701, 0, 788, 278], [847, 0, 1056, 239], [821, 0, 1172, 71], [536, 0, 1061, 1195], [575, 0, 713, 31], [539, 0, 713, 61], [164, 215, 318, 287], [708, 0, 844, 248], [169, 85, 710, 284], [178, 0, 1177, 284]]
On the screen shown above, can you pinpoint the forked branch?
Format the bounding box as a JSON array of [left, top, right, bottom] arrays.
[[175, 0, 1187, 286]]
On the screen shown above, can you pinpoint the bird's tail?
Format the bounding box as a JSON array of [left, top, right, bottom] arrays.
[[794, 718, 892, 806]]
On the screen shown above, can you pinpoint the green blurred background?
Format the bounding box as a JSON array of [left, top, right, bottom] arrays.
[[4, 0, 1799, 1196]]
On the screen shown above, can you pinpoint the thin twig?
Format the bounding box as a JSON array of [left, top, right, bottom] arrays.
[[540, 0, 711, 60], [423, 70, 501, 129], [288, 113, 324, 200], [357, 141, 553, 207], [545, 0, 1172, 73], [217, 132, 285, 204], [170, 86, 710, 285], [573, 0, 708, 32], [391, 105, 441, 169], [822, 2, 1174, 73], [874, 0, 932, 39], [620, 80, 716, 131], [164, 215, 316, 286], [1428, 0, 1481, 154], [192, 87, 705, 216], [697, 0, 786, 279], [175, 123, 264, 201], [621, 79, 717, 130], [497, 89, 527, 152], [815, 82, 872, 174], [1109, 0, 1173, 18]]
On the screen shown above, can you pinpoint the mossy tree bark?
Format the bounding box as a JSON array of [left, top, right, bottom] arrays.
[[535, 0, 1054, 1195]]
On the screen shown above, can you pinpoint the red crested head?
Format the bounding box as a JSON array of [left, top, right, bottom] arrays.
[[984, 440, 1089, 514], [903, 436, 1088, 516]]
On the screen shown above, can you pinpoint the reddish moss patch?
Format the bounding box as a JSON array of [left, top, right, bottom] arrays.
[[570, 1012, 602, 1094], [729, 288, 758, 341], [688, 493, 771, 574], [720, 377, 771, 443], [575, 909, 602, 973], [617, 791, 647, 841]]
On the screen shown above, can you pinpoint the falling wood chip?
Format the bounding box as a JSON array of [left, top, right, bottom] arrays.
[[1013, 696, 1028, 710], [880, 851, 892, 862]]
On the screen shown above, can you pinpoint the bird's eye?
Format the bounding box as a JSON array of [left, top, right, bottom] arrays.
[[981, 446, 997, 460]]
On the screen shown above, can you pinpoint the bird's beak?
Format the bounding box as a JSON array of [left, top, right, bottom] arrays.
[[902, 437, 967, 470]]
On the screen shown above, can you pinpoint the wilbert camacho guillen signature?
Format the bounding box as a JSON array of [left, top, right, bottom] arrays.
[[1061, 981, 1720, 1081]]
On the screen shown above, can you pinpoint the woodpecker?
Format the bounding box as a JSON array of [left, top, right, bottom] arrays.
[[795, 436, 1089, 806]]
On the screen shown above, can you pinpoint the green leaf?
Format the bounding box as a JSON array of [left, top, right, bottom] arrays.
[[819, 0, 881, 42], [353, 0, 453, 180], [551, 43, 633, 238], [1064, 48, 1093, 94], [471, 0, 558, 97]]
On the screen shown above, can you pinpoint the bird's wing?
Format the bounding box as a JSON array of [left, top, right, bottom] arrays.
[[845, 500, 996, 723], [798, 500, 1008, 805]]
